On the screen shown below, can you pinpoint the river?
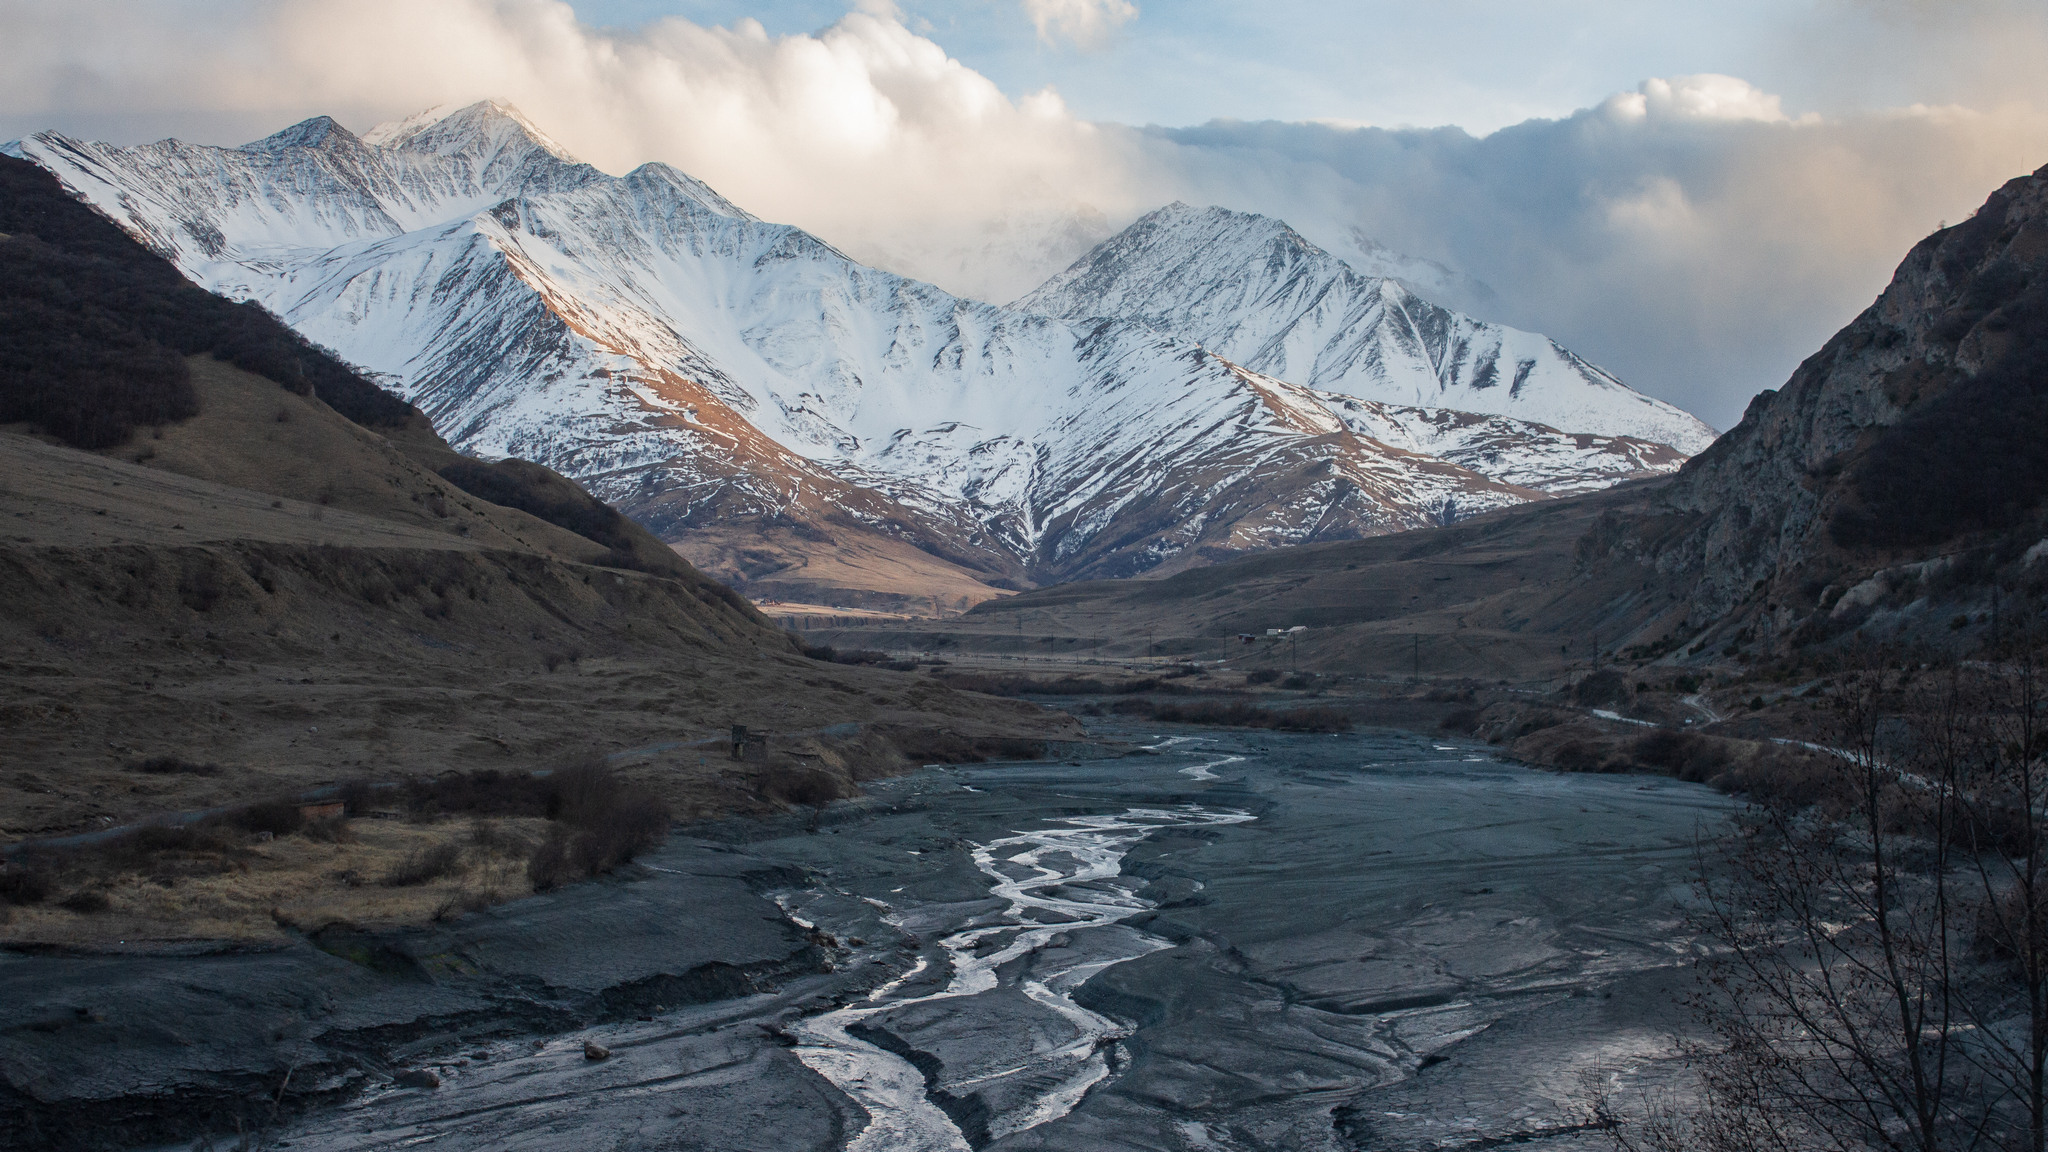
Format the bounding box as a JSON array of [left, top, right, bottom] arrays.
[[265, 723, 1733, 1152]]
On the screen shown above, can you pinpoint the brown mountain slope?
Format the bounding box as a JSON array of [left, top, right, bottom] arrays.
[[805, 479, 1678, 680], [0, 361, 1070, 846], [0, 159, 1075, 853]]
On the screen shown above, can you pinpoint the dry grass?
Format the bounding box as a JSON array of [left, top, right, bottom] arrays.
[[0, 816, 549, 945]]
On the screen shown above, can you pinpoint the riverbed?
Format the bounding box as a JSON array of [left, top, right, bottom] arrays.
[[236, 723, 1734, 1151]]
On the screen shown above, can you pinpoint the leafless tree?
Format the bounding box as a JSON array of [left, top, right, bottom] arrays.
[[1608, 630, 2048, 1152]]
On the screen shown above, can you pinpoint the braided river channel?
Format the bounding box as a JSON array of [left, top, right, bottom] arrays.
[[266, 723, 1735, 1152]]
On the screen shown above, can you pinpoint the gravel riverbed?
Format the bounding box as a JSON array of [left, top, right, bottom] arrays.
[[5, 722, 1734, 1151]]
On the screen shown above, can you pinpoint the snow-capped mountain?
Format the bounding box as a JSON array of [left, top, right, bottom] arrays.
[[1017, 203, 1718, 454], [8, 103, 1713, 607]]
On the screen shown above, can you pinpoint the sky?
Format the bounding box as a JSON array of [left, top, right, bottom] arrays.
[[2, 0, 2046, 430]]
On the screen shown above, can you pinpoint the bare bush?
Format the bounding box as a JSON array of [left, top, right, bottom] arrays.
[[1106, 697, 1351, 732], [1619, 633, 2048, 1152], [301, 815, 354, 844], [759, 764, 846, 808], [219, 799, 304, 837], [523, 761, 671, 892], [128, 756, 221, 776], [0, 865, 51, 906], [57, 890, 110, 914], [382, 842, 464, 888]]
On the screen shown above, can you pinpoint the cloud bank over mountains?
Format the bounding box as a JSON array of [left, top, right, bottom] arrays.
[[2, 0, 2043, 428]]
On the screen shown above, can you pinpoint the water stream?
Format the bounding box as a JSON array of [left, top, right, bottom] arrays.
[[787, 806, 1256, 1150]]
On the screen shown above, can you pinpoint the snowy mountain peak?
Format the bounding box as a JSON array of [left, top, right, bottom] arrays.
[[624, 162, 757, 223], [363, 99, 579, 165], [1019, 202, 1718, 453], [243, 115, 366, 156], [1020, 202, 1348, 325]]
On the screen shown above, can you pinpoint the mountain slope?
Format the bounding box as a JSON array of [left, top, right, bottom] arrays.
[[0, 152, 1072, 846], [1644, 159, 2048, 641], [10, 104, 1705, 604], [865, 162, 2048, 675], [1017, 203, 1717, 453]]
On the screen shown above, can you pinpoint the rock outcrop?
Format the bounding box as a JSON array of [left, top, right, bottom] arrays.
[[1651, 160, 2048, 635]]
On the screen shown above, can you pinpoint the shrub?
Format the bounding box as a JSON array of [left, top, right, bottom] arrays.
[[432, 457, 679, 576], [1109, 697, 1350, 732], [523, 762, 671, 891], [219, 799, 304, 837], [57, 890, 111, 914], [759, 764, 846, 808], [1570, 669, 1629, 708], [1630, 729, 1733, 783], [525, 831, 575, 892], [382, 842, 464, 887], [129, 756, 221, 775], [939, 672, 1159, 696], [338, 779, 381, 817], [302, 815, 354, 844], [1440, 708, 1482, 733], [0, 865, 51, 906], [401, 768, 554, 821], [93, 824, 244, 876], [883, 729, 1048, 763], [1268, 707, 1351, 732], [1549, 740, 1623, 773], [469, 818, 528, 854]]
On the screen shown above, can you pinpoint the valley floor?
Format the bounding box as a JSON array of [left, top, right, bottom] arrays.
[[1, 725, 1730, 1152]]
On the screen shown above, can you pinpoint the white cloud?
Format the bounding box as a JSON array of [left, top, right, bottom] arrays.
[[0, 0, 1153, 301], [0, 3, 2041, 429], [1019, 0, 1138, 49], [1599, 74, 1791, 123]]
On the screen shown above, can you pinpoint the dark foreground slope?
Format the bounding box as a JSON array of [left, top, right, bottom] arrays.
[[823, 161, 2048, 677]]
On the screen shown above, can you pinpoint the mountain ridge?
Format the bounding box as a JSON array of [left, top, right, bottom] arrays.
[[834, 160, 2048, 673], [1017, 201, 1717, 452], [9, 102, 1715, 607]]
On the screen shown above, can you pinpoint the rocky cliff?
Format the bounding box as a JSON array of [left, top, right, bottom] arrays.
[[1654, 160, 2048, 641]]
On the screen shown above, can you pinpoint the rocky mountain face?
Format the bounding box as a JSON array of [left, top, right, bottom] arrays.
[[1643, 161, 2048, 644], [9, 103, 1714, 608]]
